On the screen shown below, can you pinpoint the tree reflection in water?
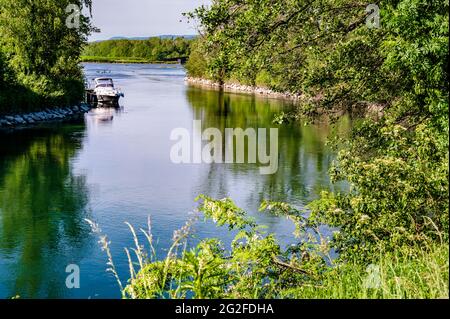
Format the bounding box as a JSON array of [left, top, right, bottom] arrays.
[[0, 125, 90, 298], [185, 86, 352, 209]]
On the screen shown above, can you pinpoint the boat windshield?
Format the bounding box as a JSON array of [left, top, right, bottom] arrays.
[[95, 79, 114, 88]]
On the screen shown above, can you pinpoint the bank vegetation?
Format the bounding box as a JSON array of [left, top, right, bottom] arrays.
[[0, 0, 94, 115], [117, 0, 448, 299]]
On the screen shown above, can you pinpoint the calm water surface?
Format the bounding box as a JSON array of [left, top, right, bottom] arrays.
[[0, 63, 350, 298]]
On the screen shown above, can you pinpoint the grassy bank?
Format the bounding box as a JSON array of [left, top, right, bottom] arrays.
[[285, 244, 449, 299], [88, 196, 449, 300], [80, 56, 181, 64], [126, 243, 449, 299]]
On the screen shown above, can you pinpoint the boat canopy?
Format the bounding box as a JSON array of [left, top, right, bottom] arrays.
[[94, 78, 114, 88]]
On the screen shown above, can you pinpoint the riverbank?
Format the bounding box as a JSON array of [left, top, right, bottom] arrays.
[[81, 56, 183, 64], [185, 77, 303, 101], [186, 77, 385, 117], [0, 103, 92, 129]]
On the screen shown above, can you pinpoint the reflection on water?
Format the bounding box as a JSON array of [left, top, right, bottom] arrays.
[[0, 126, 90, 298], [0, 63, 352, 299], [87, 106, 125, 126], [186, 87, 351, 206]]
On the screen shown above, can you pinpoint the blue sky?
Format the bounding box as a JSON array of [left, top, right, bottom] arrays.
[[88, 0, 209, 41]]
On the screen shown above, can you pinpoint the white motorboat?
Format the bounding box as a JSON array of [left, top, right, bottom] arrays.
[[93, 78, 124, 105]]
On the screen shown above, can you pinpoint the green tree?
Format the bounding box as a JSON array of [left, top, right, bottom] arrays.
[[186, 0, 449, 261], [0, 0, 94, 113]]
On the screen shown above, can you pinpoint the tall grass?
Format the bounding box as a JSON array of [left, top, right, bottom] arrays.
[[86, 215, 197, 299], [87, 215, 449, 299], [282, 244, 449, 299]]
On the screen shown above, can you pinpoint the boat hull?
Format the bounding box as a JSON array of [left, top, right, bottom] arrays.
[[96, 94, 120, 105]]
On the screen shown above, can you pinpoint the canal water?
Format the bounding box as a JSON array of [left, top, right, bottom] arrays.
[[0, 63, 350, 298]]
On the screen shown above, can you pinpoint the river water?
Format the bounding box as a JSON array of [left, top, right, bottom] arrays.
[[0, 63, 350, 298]]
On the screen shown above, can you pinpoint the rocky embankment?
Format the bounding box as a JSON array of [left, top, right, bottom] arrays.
[[185, 77, 385, 117], [0, 103, 92, 129], [185, 77, 303, 101]]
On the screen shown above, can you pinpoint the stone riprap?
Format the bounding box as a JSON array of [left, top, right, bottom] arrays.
[[0, 103, 91, 129], [185, 77, 303, 101]]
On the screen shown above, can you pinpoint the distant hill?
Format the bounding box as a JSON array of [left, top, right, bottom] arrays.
[[108, 36, 149, 41]]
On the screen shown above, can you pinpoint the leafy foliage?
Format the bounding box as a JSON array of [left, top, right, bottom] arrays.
[[185, 0, 449, 262], [186, 0, 448, 111], [0, 0, 94, 114], [309, 121, 449, 262], [122, 197, 448, 299], [124, 196, 325, 299]]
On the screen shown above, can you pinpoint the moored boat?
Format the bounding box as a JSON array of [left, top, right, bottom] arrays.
[[92, 77, 124, 105]]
